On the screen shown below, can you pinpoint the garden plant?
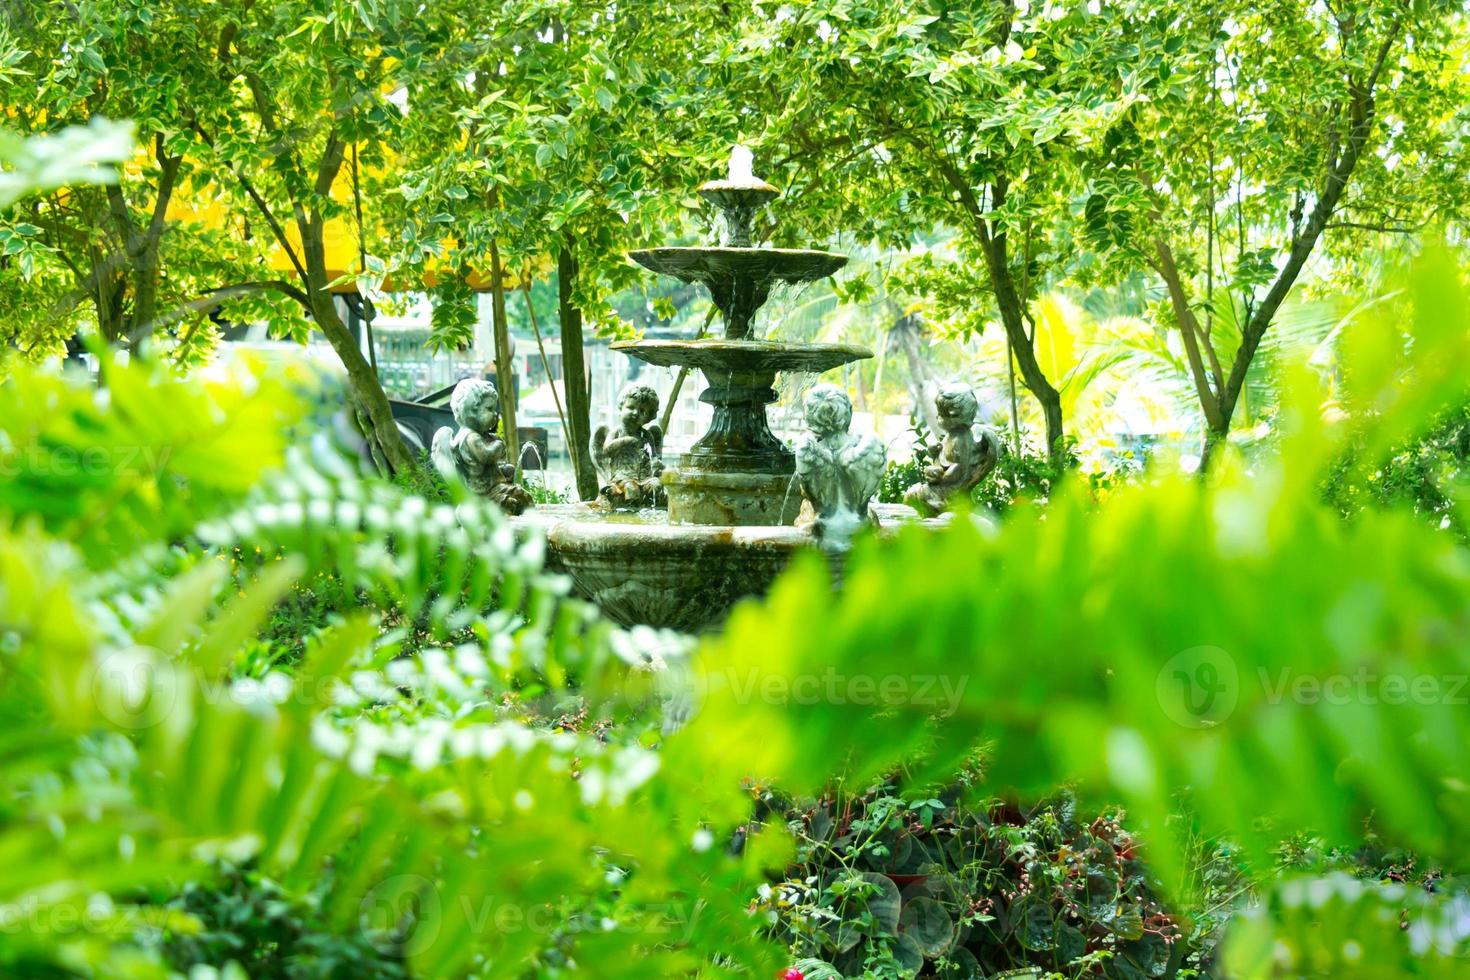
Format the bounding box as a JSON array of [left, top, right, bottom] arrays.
[[2, 2, 1470, 978]]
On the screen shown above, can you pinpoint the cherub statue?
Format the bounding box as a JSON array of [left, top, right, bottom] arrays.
[[592, 383, 666, 509], [431, 379, 534, 515], [904, 382, 1001, 517], [795, 384, 886, 547]]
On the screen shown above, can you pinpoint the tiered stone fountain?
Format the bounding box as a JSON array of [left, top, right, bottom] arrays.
[[514, 149, 922, 631], [618, 147, 870, 526]]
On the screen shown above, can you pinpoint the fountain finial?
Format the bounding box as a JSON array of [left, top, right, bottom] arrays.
[[697, 146, 778, 248], [728, 144, 754, 184]]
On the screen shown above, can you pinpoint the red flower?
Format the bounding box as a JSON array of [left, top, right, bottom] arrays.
[[778, 970, 805, 980]]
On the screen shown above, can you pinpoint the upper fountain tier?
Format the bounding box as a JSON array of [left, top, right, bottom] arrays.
[[627, 145, 848, 340]]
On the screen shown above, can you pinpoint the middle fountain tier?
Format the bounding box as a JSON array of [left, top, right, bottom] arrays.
[[617, 147, 872, 525]]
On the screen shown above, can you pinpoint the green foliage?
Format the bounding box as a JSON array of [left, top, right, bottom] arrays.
[[0, 3, 310, 357], [878, 414, 933, 506], [679, 0, 1204, 456], [151, 866, 409, 978], [0, 118, 133, 209], [427, 279, 479, 354], [0, 359, 311, 568], [0, 344, 790, 977], [879, 426, 1085, 515], [1087, 0, 1470, 445], [385, 0, 715, 341], [969, 438, 1078, 515], [0, 115, 138, 363], [879, 458, 924, 507], [761, 782, 1226, 979], [1324, 399, 1470, 541], [5, 27, 1470, 975], [1223, 873, 1470, 979], [522, 475, 572, 506]]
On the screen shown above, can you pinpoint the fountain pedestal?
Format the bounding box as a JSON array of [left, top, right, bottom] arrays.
[[666, 360, 796, 525], [611, 338, 871, 525]]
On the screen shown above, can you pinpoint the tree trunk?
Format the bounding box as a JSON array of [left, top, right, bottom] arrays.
[[929, 130, 1066, 466], [82, 201, 126, 347], [557, 240, 598, 500], [206, 86, 411, 475], [91, 270, 126, 348], [125, 144, 182, 349], [489, 237, 520, 476], [129, 241, 162, 346], [300, 214, 414, 475], [1199, 425, 1229, 472], [1005, 332, 1022, 455], [895, 314, 941, 438], [1151, 236, 1227, 468], [978, 229, 1065, 466], [1030, 373, 1065, 467]]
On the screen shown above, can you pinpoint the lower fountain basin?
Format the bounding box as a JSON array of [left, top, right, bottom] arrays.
[[513, 503, 934, 632]]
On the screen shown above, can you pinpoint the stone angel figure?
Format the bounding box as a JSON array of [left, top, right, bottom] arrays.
[[431, 379, 534, 515], [904, 382, 1001, 517], [591, 383, 666, 509], [795, 384, 886, 547]]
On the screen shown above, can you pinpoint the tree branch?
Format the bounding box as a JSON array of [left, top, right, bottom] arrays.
[[1149, 235, 1223, 430], [143, 133, 183, 251], [202, 279, 311, 306], [1325, 220, 1419, 234], [1215, 16, 1403, 431], [314, 131, 346, 204], [192, 122, 310, 290], [140, 280, 310, 333]]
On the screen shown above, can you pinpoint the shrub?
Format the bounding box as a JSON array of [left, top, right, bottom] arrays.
[[1323, 399, 1470, 541], [149, 867, 409, 979], [758, 781, 1236, 979]]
